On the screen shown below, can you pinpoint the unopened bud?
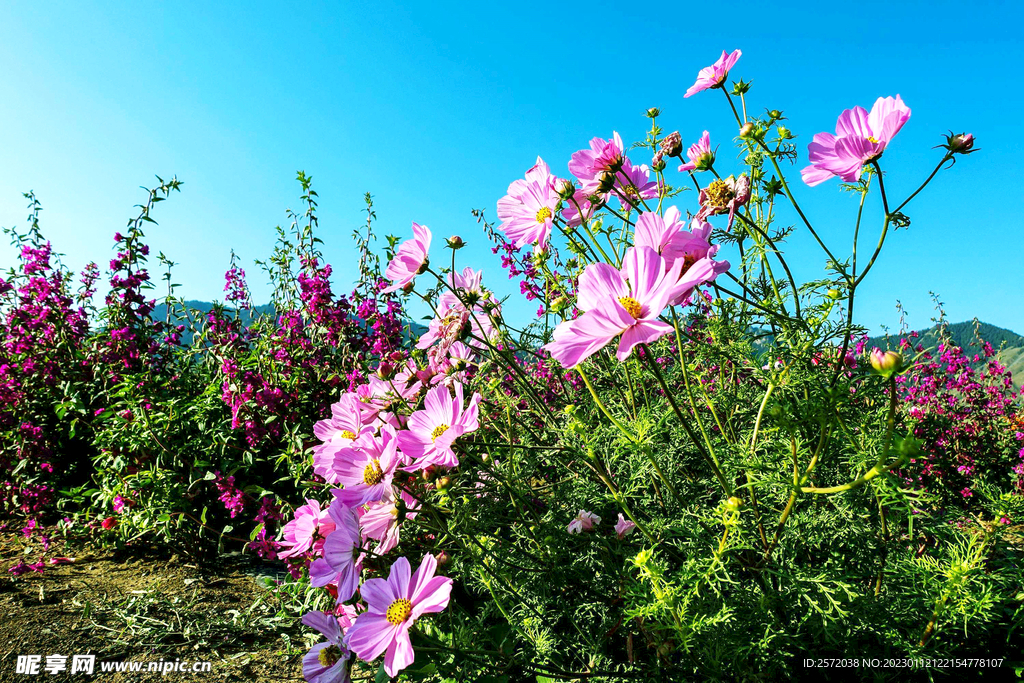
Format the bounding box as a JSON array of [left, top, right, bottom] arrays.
[[777, 126, 792, 139], [739, 122, 756, 139], [435, 550, 451, 566], [550, 295, 569, 313], [946, 132, 975, 154], [556, 179, 576, 201], [725, 496, 742, 512], [869, 348, 903, 376], [446, 235, 465, 249], [436, 476, 451, 490], [645, 107, 661, 118], [596, 171, 616, 194]]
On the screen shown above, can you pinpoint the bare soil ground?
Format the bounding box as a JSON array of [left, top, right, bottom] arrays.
[[0, 530, 305, 682]]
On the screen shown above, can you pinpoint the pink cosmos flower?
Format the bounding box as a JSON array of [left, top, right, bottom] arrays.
[[801, 96, 911, 186], [313, 395, 374, 482], [685, 50, 742, 98], [568, 510, 601, 534], [614, 513, 637, 539], [697, 174, 750, 227], [301, 610, 352, 683], [678, 131, 714, 172], [497, 157, 562, 252], [612, 160, 660, 210], [332, 425, 402, 507], [395, 383, 481, 470], [345, 554, 453, 678], [428, 341, 475, 387], [633, 209, 730, 305], [360, 490, 418, 554], [309, 500, 363, 603], [278, 499, 337, 559], [569, 133, 626, 193], [543, 246, 684, 368], [382, 222, 431, 293]]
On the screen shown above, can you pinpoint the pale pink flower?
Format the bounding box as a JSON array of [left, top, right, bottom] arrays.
[[312, 395, 374, 482], [801, 96, 911, 186], [614, 513, 637, 539], [684, 50, 742, 98], [346, 554, 453, 678], [278, 499, 336, 559], [382, 222, 431, 293], [309, 500, 363, 603], [332, 425, 403, 507], [359, 490, 418, 554], [301, 610, 352, 683], [395, 383, 481, 470], [633, 209, 730, 305], [497, 157, 562, 252], [612, 160, 660, 210], [569, 132, 626, 193], [543, 246, 685, 368], [568, 510, 601, 534]]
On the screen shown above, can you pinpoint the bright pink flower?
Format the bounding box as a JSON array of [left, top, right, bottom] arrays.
[[633, 209, 730, 305], [345, 554, 453, 678], [684, 50, 742, 98], [543, 246, 684, 368], [101, 517, 117, 530], [309, 500, 363, 603], [801, 96, 911, 186], [614, 513, 636, 539], [678, 131, 714, 172], [395, 383, 481, 470], [382, 222, 431, 293], [569, 133, 625, 193], [568, 510, 601, 534], [332, 426, 402, 507], [278, 499, 336, 559], [301, 610, 352, 683], [496, 157, 562, 252]]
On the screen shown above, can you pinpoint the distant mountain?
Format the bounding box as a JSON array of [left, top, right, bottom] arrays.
[[151, 300, 427, 347], [868, 321, 1024, 389]]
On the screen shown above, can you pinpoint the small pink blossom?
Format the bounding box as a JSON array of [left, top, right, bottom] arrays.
[[684, 50, 742, 98], [395, 383, 481, 470], [614, 513, 636, 539], [678, 131, 715, 172], [568, 510, 601, 534]]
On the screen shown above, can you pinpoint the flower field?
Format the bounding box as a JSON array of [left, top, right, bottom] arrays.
[[2, 48, 1022, 682]]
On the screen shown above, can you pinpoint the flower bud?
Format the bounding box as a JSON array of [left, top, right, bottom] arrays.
[[436, 476, 451, 490], [777, 126, 792, 139], [826, 289, 841, 300], [725, 496, 742, 512], [435, 550, 451, 566], [768, 110, 783, 121], [946, 132, 975, 154], [550, 295, 569, 313], [739, 122, 756, 139], [869, 348, 903, 376], [596, 171, 616, 194], [645, 107, 661, 118], [652, 157, 667, 173], [377, 361, 395, 379], [661, 131, 683, 158], [556, 179, 576, 201], [446, 235, 465, 249]]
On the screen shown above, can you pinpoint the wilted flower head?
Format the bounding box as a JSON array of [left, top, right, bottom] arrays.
[[614, 513, 636, 539], [698, 174, 750, 227]]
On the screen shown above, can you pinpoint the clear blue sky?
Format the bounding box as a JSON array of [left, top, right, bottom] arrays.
[[2, 0, 1021, 335]]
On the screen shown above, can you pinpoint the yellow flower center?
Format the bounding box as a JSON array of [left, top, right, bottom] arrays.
[[704, 179, 732, 208], [867, 136, 879, 144], [318, 645, 343, 667], [618, 296, 642, 319], [386, 598, 413, 625], [430, 424, 450, 441], [362, 459, 384, 486], [535, 206, 552, 223], [340, 430, 357, 440]]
